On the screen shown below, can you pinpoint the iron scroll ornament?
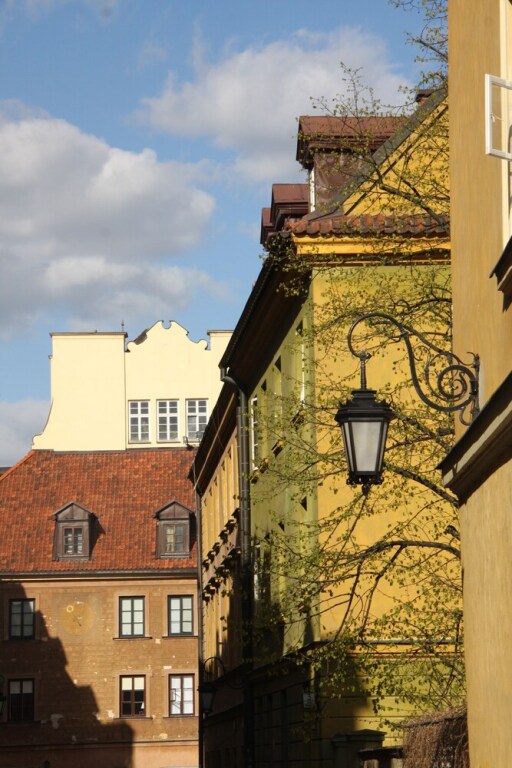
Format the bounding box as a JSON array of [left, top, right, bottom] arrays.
[[346, 312, 480, 426]]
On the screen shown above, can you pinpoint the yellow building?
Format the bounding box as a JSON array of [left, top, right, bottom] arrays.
[[439, 1, 512, 764], [193, 93, 458, 768]]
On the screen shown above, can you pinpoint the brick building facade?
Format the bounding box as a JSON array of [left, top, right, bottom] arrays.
[[0, 448, 199, 768]]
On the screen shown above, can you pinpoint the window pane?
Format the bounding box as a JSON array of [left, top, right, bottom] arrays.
[[129, 401, 150, 442], [186, 400, 208, 439], [170, 675, 194, 715], [8, 679, 34, 722], [10, 599, 35, 639], [120, 597, 144, 637], [120, 676, 145, 717], [169, 596, 193, 635], [157, 400, 179, 441]]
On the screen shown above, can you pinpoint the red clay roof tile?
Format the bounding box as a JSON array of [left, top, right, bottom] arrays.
[[0, 449, 196, 574]]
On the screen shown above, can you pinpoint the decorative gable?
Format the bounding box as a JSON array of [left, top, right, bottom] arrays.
[[155, 501, 194, 558], [53, 502, 95, 561]]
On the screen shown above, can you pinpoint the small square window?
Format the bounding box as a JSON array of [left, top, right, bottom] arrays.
[[168, 596, 193, 636], [9, 599, 35, 640], [129, 401, 150, 442], [163, 522, 188, 555], [120, 675, 145, 717], [53, 503, 93, 560], [64, 526, 83, 556], [8, 679, 34, 722], [119, 597, 145, 638], [169, 675, 194, 716], [155, 501, 193, 559]]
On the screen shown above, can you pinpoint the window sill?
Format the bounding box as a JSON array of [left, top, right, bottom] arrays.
[[163, 714, 196, 719], [117, 716, 151, 720], [162, 634, 195, 639], [114, 635, 152, 640]]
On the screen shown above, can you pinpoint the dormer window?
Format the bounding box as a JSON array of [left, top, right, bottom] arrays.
[[54, 503, 94, 560], [155, 501, 194, 558]]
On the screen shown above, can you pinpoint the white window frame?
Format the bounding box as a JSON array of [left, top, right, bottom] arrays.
[[485, 73, 512, 160], [129, 400, 150, 443], [168, 595, 193, 636], [157, 399, 179, 442], [186, 399, 208, 441], [119, 596, 145, 638], [169, 674, 194, 716]]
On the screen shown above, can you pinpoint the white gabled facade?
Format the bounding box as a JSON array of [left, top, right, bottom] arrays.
[[33, 321, 231, 452]]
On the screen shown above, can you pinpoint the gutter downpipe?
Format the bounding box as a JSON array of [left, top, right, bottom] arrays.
[[222, 370, 255, 768]]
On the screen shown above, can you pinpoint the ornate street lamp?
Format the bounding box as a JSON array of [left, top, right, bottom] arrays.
[[336, 313, 480, 493], [335, 353, 394, 495]]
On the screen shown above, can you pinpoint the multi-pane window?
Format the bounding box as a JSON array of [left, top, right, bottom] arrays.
[[64, 526, 83, 556], [54, 503, 92, 560], [186, 399, 208, 440], [119, 597, 145, 637], [120, 676, 145, 717], [168, 596, 193, 635], [156, 501, 192, 558], [157, 400, 179, 442], [163, 522, 188, 555], [169, 675, 194, 716], [9, 599, 35, 640], [8, 679, 34, 722], [129, 401, 150, 442]]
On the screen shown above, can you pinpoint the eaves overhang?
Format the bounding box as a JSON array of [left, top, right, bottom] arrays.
[[0, 568, 199, 581], [219, 252, 310, 394], [439, 371, 512, 504]]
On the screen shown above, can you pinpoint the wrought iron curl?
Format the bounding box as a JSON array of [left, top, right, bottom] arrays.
[[347, 312, 479, 425]]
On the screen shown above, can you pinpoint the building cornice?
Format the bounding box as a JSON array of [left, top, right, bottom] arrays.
[[439, 371, 512, 503]]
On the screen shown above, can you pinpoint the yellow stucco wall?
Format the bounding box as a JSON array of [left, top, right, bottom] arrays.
[[33, 322, 231, 452], [448, 1, 512, 765], [449, 0, 512, 407]]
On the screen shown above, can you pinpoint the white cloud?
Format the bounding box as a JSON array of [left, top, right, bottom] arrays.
[[0, 399, 49, 467], [138, 26, 412, 183], [0, 105, 223, 338]]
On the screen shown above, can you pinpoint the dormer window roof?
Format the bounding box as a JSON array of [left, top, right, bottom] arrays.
[[155, 501, 194, 558], [53, 502, 94, 561]]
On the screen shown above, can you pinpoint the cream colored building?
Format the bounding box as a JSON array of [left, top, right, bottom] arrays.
[[33, 322, 231, 452]]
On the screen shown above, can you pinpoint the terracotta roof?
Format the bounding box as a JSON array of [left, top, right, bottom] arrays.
[[0, 449, 196, 575], [289, 212, 449, 238], [260, 183, 309, 247], [297, 115, 404, 166]]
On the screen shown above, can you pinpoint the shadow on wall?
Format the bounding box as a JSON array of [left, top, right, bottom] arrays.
[[0, 582, 133, 768]]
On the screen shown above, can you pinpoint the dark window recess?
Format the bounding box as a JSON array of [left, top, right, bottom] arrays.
[[155, 501, 194, 558], [120, 676, 145, 717], [53, 503, 95, 560], [9, 599, 35, 639], [8, 679, 34, 722]]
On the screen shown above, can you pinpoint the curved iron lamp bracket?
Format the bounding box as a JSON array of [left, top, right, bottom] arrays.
[[347, 312, 479, 426]]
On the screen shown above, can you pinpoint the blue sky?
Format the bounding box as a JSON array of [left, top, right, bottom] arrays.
[[0, 0, 423, 465]]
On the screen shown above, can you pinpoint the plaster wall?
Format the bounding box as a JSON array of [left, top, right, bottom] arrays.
[[33, 323, 231, 452], [32, 333, 127, 452], [449, 0, 512, 409], [0, 577, 199, 768], [459, 460, 512, 766]]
